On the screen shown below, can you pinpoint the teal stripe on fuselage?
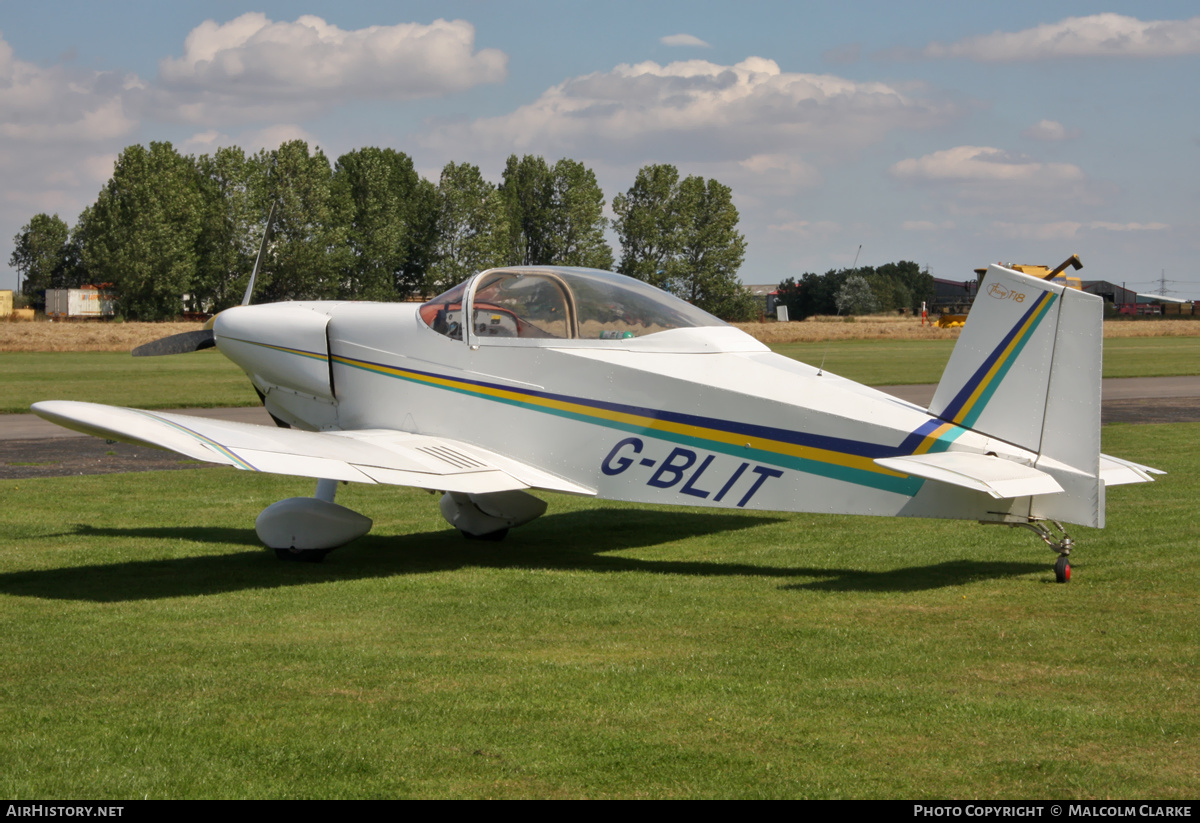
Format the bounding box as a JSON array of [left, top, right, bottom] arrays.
[[335, 356, 957, 496]]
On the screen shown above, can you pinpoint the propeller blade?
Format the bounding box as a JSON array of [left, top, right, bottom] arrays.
[[242, 202, 278, 306], [132, 329, 216, 357]]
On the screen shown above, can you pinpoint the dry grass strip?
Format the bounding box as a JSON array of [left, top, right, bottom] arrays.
[[1, 314, 1197, 352], [735, 316, 1200, 343], [0, 321, 206, 352]]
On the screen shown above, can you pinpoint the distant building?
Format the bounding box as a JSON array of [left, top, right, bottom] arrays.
[[745, 284, 781, 315], [1082, 281, 1194, 316], [1081, 280, 1139, 306]]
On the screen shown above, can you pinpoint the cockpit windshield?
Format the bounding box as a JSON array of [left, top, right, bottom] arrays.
[[419, 267, 725, 343]]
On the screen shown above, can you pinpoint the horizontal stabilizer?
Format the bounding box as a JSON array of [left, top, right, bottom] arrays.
[[875, 452, 1064, 499], [32, 400, 594, 496], [1099, 453, 1164, 487]]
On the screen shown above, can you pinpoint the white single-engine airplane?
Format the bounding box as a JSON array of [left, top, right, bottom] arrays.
[[34, 262, 1161, 581]]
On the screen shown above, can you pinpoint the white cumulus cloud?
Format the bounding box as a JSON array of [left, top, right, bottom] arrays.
[[902, 220, 955, 231], [1088, 221, 1169, 232], [736, 154, 823, 192], [158, 14, 508, 123], [660, 33, 710, 48], [239, 124, 321, 153], [923, 13, 1200, 61], [991, 220, 1170, 240], [890, 146, 1102, 220], [891, 146, 1084, 183], [767, 218, 841, 238], [0, 31, 143, 264], [0, 34, 139, 143], [425, 56, 954, 167], [1023, 119, 1080, 141], [992, 221, 1084, 241]]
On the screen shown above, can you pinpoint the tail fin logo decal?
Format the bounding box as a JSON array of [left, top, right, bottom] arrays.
[[987, 282, 1026, 303], [941, 290, 1057, 427]]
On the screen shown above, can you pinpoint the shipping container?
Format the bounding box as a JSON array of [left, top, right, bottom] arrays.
[[45, 288, 116, 319]]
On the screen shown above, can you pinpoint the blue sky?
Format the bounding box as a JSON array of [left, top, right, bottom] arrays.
[[3, 1, 1198, 297]]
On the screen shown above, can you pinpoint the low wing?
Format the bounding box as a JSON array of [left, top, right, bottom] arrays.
[[32, 401, 594, 496]]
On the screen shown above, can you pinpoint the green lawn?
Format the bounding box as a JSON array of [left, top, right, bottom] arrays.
[[2, 350, 260, 414], [0, 424, 1194, 798], [771, 336, 1200, 385]]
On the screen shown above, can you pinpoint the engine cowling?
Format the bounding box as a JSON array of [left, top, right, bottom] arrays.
[[214, 303, 335, 402]]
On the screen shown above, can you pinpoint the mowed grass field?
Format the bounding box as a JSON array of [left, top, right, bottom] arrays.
[[771, 336, 1200, 386], [2, 321, 1198, 797], [0, 423, 1195, 798], [2, 350, 260, 414], [5, 336, 1200, 413]]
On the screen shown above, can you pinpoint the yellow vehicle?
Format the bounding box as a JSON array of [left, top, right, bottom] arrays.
[[1003, 255, 1084, 291]]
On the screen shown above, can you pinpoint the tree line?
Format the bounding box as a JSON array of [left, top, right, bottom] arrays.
[[776, 262, 936, 320], [10, 141, 754, 321]]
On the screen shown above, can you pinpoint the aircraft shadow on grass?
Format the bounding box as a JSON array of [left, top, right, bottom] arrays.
[[0, 509, 1043, 602]]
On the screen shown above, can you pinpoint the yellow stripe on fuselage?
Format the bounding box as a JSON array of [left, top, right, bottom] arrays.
[[913, 421, 956, 455], [340, 357, 905, 478]]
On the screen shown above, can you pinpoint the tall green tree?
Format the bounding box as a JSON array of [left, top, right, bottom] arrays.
[[673, 175, 749, 318], [499, 155, 613, 269], [193, 146, 269, 312], [547, 158, 613, 269], [9, 214, 72, 302], [777, 261, 934, 320], [426, 162, 509, 294], [250, 140, 351, 304], [612, 164, 682, 289], [835, 274, 880, 315], [60, 212, 92, 293], [877, 260, 935, 314], [613, 165, 752, 319], [82, 142, 204, 320], [499, 154, 554, 266], [334, 147, 438, 301]]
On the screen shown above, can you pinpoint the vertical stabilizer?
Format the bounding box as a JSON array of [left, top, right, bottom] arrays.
[[929, 264, 1104, 526]]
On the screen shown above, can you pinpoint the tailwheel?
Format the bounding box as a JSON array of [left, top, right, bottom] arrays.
[[999, 520, 1076, 583], [1054, 554, 1071, 584]]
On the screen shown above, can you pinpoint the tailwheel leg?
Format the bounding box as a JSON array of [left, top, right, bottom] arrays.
[[1005, 519, 1074, 583]]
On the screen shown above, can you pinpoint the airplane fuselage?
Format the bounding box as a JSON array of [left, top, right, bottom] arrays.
[[214, 299, 1038, 523]]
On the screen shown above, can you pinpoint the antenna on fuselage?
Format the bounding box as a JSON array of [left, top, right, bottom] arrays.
[[818, 243, 862, 377], [242, 202, 278, 307]]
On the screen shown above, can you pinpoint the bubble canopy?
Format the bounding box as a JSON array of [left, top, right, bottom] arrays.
[[419, 267, 726, 344]]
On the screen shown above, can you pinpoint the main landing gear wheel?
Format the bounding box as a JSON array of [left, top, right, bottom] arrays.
[[1054, 555, 1071, 584]]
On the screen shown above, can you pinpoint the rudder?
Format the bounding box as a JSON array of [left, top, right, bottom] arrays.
[[929, 264, 1104, 526]]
